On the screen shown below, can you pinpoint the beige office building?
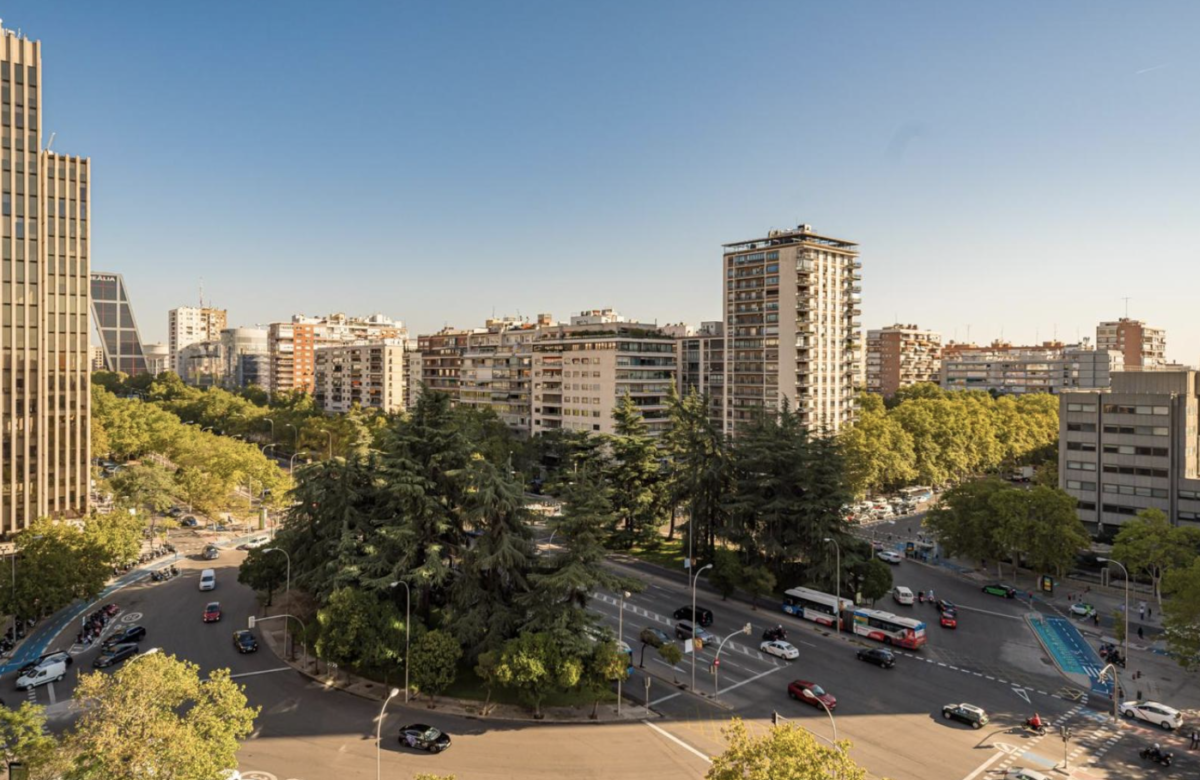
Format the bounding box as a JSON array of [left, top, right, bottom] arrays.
[[313, 341, 407, 414], [169, 306, 227, 375], [1, 26, 92, 533], [722, 223, 861, 435], [866, 324, 941, 397], [459, 316, 551, 433], [532, 311, 677, 436], [1096, 318, 1167, 369]]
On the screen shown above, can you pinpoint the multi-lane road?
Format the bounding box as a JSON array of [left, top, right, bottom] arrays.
[[5, 530, 1196, 780]]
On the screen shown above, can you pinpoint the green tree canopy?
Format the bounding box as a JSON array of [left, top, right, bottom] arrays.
[[408, 629, 462, 704], [1112, 508, 1200, 604], [316, 587, 408, 671], [1163, 557, 1200, 670], [494, 631, 583, 718]]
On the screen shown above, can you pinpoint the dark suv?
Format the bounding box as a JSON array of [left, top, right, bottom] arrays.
[[673, 605, 714, 627], [639, 627, 670, 648], [856, 647, 896, 669]]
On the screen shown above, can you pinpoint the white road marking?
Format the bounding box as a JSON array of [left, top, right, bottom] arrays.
[[229, 666, 293, 679], [643, 720, 712, 764], [648, 691, 682, 706], [952, 604, 1022, 620], [1013, 687, 1030, 704], [959, 750, 1004, 780], [716, 664, 784, 696], [651, 658, 685, 674]]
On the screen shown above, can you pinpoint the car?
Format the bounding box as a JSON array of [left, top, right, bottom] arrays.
[[982, 583, 1017, 598], [787, 680, 837, 710], [639, 627, 670, 648], [102, 625, 147, 649], [942, 703, 989, 729], [940, 612, 958, 629], [877, 550, 902, 565], [1070, 602, 1096, 617], [93, 642, 140, 668], [399, 723, 452, 753], [674, 621, 715, 645], [672, 605, 714, 627], [18, 651, 73, 677], [203, 602, 222, 623], [1119, 700, 1183, 730], [856, 648, 896, 668], [892, 586, 915, 605], [203, 545, 220, 560], [236, 536, 270, 551], [233, 630, 259, 654], [181, 516, 200, 527], [167, 506, 185, 518], [15, 658, 68, 690], [760, 640, 799, 660], [1005, 770, 1051, 780], [936, 599, 957, 615]]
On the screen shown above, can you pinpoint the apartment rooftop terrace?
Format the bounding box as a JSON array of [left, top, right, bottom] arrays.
[[723, 223, 859, 254]]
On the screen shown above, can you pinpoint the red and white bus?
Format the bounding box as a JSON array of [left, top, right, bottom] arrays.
[[781, 587, 854, 629], [852, 608, 927, 649]]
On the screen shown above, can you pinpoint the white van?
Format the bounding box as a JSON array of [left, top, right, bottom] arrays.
[[892, 586, 915, 606], [16, 658, 68, 690], [199, 569, 216, 591]]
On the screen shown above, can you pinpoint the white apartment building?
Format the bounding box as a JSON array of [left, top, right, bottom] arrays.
[[940, 341, 1123, 395], [722, 223, 861, 435], [313, 341, 407, 414], [459, 316, 549, 433], [267, 313, 408, 395], [169, 306, 227, 375]]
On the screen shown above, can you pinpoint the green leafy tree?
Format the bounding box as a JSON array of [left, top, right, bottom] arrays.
[[707, 718, 869, 780], [494, 631, 583, 719], [5, 520, 111, 620], [857, 557, 894, 605], [408, 629, 462, 705], [1162, 558, 1200, 670], [606, 394, 666, 549], [739, 565, 777, 611], [83, 511, 144, 568], [1112, 508, 1200, 605], [840, 393, 917, 497], [581, 639, 628, 719], [315, 587, 407, 671], [1021, 486, 1090, 576], [658, 642, 683, 684], [474, 651, 499, 716], [61, 652, 258, 780], [237, 547, 288, 606], [923, 478, 1009, 571], [708, 549, 743, 601], [0, 702, 60, 779], [108, 463, 178, 515], [664, 388, 730, 563]]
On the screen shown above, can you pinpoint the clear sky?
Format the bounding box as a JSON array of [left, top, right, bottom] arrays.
[[10, 1, 1200, 359]]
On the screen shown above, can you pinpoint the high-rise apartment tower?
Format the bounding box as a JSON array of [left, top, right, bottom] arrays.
[[1096, 317, 1166, 369], [169, 306, 227, 375], [866, 324, 941, 397]]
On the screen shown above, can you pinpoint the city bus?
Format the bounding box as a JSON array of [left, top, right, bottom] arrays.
[[899, 486, 933, 503], [851, 608, 927, 649], [781, 587, 854, 629]]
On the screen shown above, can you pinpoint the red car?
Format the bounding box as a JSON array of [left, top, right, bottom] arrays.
[[203, 602, 222, 623], [940, 612, 957, 629], [787, 680, 837, 710]]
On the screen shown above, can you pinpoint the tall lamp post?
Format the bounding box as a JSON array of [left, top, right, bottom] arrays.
[[261, 442, 277, 456], [285, 423, 298, 453], [376, 687, 401, 780], [262, 417, 275, 440], [1097, 557, 1130, 667], [824, 537, 842, 631], [801, 687, 838, 744], [389, 581, 412, 703], [264, 548, 291, 658], [617, 590, 630, 715], [323, 430, 333, 460], [690, 562, 713, 692], [289, 450, 313, 475], [713, 623, 752, 696]]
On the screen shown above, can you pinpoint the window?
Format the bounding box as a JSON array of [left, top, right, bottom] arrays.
[[1102, 424, 1169, 437], [1103, 403, 1171, 416], [1067, 461, 1096, 472], [1078, 501, 1096, 511], [1180, 490, 1200, 501], [1101, 504, 1139, 516], [1179, 511, 1200, 522], [1066, 480, 1095, 491], [1101, 464, 1169, 479], [1067, 403, 1096, 413], [1066, 441, 1096, 452], [1067, 423, 1096, 432]]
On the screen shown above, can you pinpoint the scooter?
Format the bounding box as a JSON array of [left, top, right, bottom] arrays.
[[1022, 719, 1046, 736], [1139, 746, 1172, 766]]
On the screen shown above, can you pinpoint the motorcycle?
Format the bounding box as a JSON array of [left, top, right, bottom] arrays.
[[1140, 746, 1172, 767], [1022, 718, 1046, 736], [762, 626, 787, 642]]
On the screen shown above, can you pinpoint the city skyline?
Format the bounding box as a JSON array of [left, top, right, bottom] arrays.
[[8, 1, 1200, 361]]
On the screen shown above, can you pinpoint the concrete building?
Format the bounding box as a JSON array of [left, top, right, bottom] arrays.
[[1097, 318, 1167, 369], [532, 311, 677, 437], [178, 340, 224, 387], [220, 327, 268, 389], [267, 313, 407, 395], [143, 342, 169, 375], [675, 321, 725, 425], [89, 272, 148, 375], [866, 324, 941, 397], [89, 344, 105, 371], [1059, 370, 1200, 539], [169, 306, 227, 375], [722, 223, 861, 435], [459, 316, 552, 433], [418, 326, 484, 401], [940, 341, 1123, 395], [0, 25, 92, 531], [403, 342, 422, 409], [313, 340, 407, 414]]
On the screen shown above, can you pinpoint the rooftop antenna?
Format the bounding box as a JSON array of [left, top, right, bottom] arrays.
[[45, 131, 56, 153], [1122, 296, 1132, 319], [199, 277, 204, 308]]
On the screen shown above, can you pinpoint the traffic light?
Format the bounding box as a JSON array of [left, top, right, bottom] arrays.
[[771, 711, 779, 726]]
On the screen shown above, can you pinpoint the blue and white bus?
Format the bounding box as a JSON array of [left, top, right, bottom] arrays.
[[782, 587, 855, 630]]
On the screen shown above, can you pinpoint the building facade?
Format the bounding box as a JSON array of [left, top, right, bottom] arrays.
[[1097, 318, 1166, 369], [267, 313, 407, 395], [1, 26, 92, 532], [1059, 370, 1200, 539], [866, 324, 941, 397], [458, 316, 549, 433], [674, 321, 725, 425], [722, 223, 861, 435], [89, 272, 148, 375], [177, 340, 224, 387], [142, 342, 169, 375], [168, 306, 227, 375], [219, 327, 268, 389], [532, 312, 677, 437], [418, 326, 482, 401], [313, 341, 407, 414], [941, 341, 1123, 395]]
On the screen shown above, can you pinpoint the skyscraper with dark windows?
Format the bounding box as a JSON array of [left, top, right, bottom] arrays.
[[90, 272, 148, 376]]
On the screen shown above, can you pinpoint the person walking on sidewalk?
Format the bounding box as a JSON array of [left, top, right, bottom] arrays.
[[1189, 729, 1199, 750], [1139, 602, 1146, 621], [1138, 625, 1145, 640]]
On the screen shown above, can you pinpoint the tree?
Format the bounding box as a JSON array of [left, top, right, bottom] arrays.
[[840, 394, 917, 497], [664, 388, 729, 563], [739, 565, 777, 611], [706, 718, 870, 780], [708, 549, 742, 601], [1162, 558, 1200, 670], [1020, 486, 1090, 577], [61, 652, 258, 780], [1112, 508, 1200, 605], [923, 479, 1009, 571], [0, 702, 59, 779], [5, 520, 112, 621], [83, 511, 144, 568], [408, 629, 461, 705], [108, 463, 178, 515], [237, 547, 288, 606], [494, 631, 583, 719], [474, 651, 499, 716], [857, 558, 894, 605], [606, 394, 666, 549], [580, 640, 628, 719], [658, 642, 683, 684], [315, 587, 407, 671]]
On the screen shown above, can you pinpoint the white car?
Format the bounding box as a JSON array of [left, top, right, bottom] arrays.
[[1119, 699, 1183, 730], [1006, 769, 1051, 780], [1069, 602, 1095, 617], [16, 658, 68, 690], [760, 640, 799, 660], [877, 550, 902, 565]]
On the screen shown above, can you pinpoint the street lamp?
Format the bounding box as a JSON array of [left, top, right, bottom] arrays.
[[824, 537, 842, 632], [713, 623, 752, 696], [617, 590, 630, 715], [264, 548, 291, 658], [801, 687, 838, 744], [1098, 663, 1120, 722], [201, 426, 214, 433], [376, 687, 401, 780], [285, 423, 298, 451], [389, 581, 412, 703], [289, 450, 313, 475], [323, 429, 333, 460], [1097, 557, 1130, 669], [261, 442, 277, 456], [262, 417, 275, 439], [690, 562, 713, 692]]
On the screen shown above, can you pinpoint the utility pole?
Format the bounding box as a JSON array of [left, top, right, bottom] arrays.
[[1061, 726, 1072, 771]]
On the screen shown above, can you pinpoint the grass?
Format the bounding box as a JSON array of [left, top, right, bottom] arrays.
[[625, 536, 686, 571]]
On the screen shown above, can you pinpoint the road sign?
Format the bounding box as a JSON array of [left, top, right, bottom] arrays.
[[248, 616, 256, 629], [684, 638, 694, 654]]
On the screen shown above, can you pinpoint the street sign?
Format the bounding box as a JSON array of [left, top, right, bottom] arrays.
[[248, 616, 256, 629], [684, 638, 694, 654]]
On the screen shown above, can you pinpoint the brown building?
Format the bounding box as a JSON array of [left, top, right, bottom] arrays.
[[866, 324, 941, 397], [418, 326, 483, 401], [268, 313, 407, 395], [1096, 318, 1167, 369]]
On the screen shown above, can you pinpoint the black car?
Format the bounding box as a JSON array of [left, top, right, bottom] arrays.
[[981, 584, 1016, 599], [233, 630, 259, 654], [856, 647, 896, 669], [942, 703, 989, 729], [672, 605, 714, 627], [94, 642, 139, 668], [639, 627, 670, 648], [19, 651, 73, 676], [181, 516, 199, 527], [399, 724, 452, 753], [102, 625, 147, 649]]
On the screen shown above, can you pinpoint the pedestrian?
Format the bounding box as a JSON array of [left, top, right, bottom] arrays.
[[1093, 613, 1100, 627], [1138, 625, 1145, 640], [1139, 604, 1146, 620], [1191, 730, 1200, 750], [1148, 606, 1152, 619]]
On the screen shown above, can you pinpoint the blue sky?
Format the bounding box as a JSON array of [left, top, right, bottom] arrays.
[[10, 1, 1200, 358]]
